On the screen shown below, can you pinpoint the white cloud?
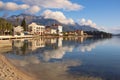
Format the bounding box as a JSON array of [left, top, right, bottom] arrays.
[[80, 44, 96, 52], [79, 40, 106, 52], [0, 1, 3, 8], [102, 27, 120, 34], [0, 1, 41, 14], [42, 10, 75, 25], [79, 18, 120, 33], [19, 4, 30, 9], [43, 46, 74, 61], [26, 6, 41, 14], [112, 27, 120, 32], [9, 56, 40, 67], [79, 18, 97, 27], [4, 2, 20, 11], [78, 18, 107, 31], [0, 1, 30, 11], [21, 0, 83, 11]]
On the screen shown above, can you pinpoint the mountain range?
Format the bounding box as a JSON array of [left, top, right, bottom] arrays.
[[7, 14, 98, 31]]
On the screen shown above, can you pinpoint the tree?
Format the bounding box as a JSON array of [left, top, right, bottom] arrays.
[[15, 17, 20, 26], [0, 18, 13, 35], [21, 18, 27, 31]]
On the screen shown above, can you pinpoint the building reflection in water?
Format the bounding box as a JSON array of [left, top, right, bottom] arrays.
[[10, 37, 109, 61], [3, 37, 108, 80], [0, 40, 12, 54], [77, 38, 109, 52], [58, 37, 63, 47], [11, 37, 86, 60], [30, 38, 45, 51]]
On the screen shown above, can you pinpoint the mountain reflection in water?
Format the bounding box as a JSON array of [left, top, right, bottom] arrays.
[[1, 37, 120, 80]]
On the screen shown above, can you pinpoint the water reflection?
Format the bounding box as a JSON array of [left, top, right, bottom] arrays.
[[0, 40, 12, 53], [10, 37, 88, 61], [78, 38, 109, 52], [2, 37, 120, 80]]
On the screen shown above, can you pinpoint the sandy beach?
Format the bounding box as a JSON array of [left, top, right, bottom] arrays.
[[0, 54, 36, 80]]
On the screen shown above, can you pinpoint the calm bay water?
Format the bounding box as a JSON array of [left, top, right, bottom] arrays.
[[1, 36, 120, 80]]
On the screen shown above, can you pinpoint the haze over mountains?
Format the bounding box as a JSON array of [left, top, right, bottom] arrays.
[[7, 14, 98, 31]]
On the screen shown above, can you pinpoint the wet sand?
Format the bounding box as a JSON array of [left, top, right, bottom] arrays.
[[0, 54, 36, 80]]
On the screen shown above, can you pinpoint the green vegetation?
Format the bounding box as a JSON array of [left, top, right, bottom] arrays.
[[0, 18, 13, 35], [21, 18, 27, 31], [21, 41, 29, 55], [85, 31, 112, 37]]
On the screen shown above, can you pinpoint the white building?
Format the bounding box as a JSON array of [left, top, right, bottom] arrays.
[[51, 29, 57, 34], [28, 22, 45, 35], [14, 26, 24, 36], [58, 25, 63, 36], [51, 24, 63, 36], [76, 30, 84, 36]]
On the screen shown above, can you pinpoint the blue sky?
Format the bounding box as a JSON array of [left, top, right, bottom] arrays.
[[0, 0, 120, 33]]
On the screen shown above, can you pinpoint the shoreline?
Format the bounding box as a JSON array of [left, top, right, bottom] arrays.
[[0, 54, 36, 80], [0, 35, 33, 40], [0, 35, 92, 40]]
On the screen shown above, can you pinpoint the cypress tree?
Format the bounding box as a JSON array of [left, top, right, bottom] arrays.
[[21, 18, 27, 31]]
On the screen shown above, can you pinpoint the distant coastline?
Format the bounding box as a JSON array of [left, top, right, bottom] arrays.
[[0, 34, 93, 40]]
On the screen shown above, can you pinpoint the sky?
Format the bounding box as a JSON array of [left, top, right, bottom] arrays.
[[0, 0, 120, 33]]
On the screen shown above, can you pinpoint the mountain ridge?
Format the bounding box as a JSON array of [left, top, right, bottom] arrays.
[[7, 14, 98, 31]]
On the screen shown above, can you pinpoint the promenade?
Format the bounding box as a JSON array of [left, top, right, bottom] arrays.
[[0, 35, 33, 40]]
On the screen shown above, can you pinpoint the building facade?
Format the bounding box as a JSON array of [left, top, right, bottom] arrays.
[[51, 24, 63, 36], [28, 22, 45, 35], [58, 25, 63, 35], [76, 30, 84, 36], [13, 26, 24, 36], [51, 29, 57, 34], [44, 25, 60, 35]]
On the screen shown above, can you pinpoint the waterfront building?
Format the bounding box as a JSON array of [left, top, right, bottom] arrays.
[[45, 26, 51, 35], [44, 26, 57, 35], [28, 22, 45, 35], [76, 30, 84, 36], [51, 29, 57, 34], [58, 25, 63, 36], [44, 26, 51, 35], [51, 24, 63, 36], [13, 26, 24, 36], [44, 26, 58, 35]]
